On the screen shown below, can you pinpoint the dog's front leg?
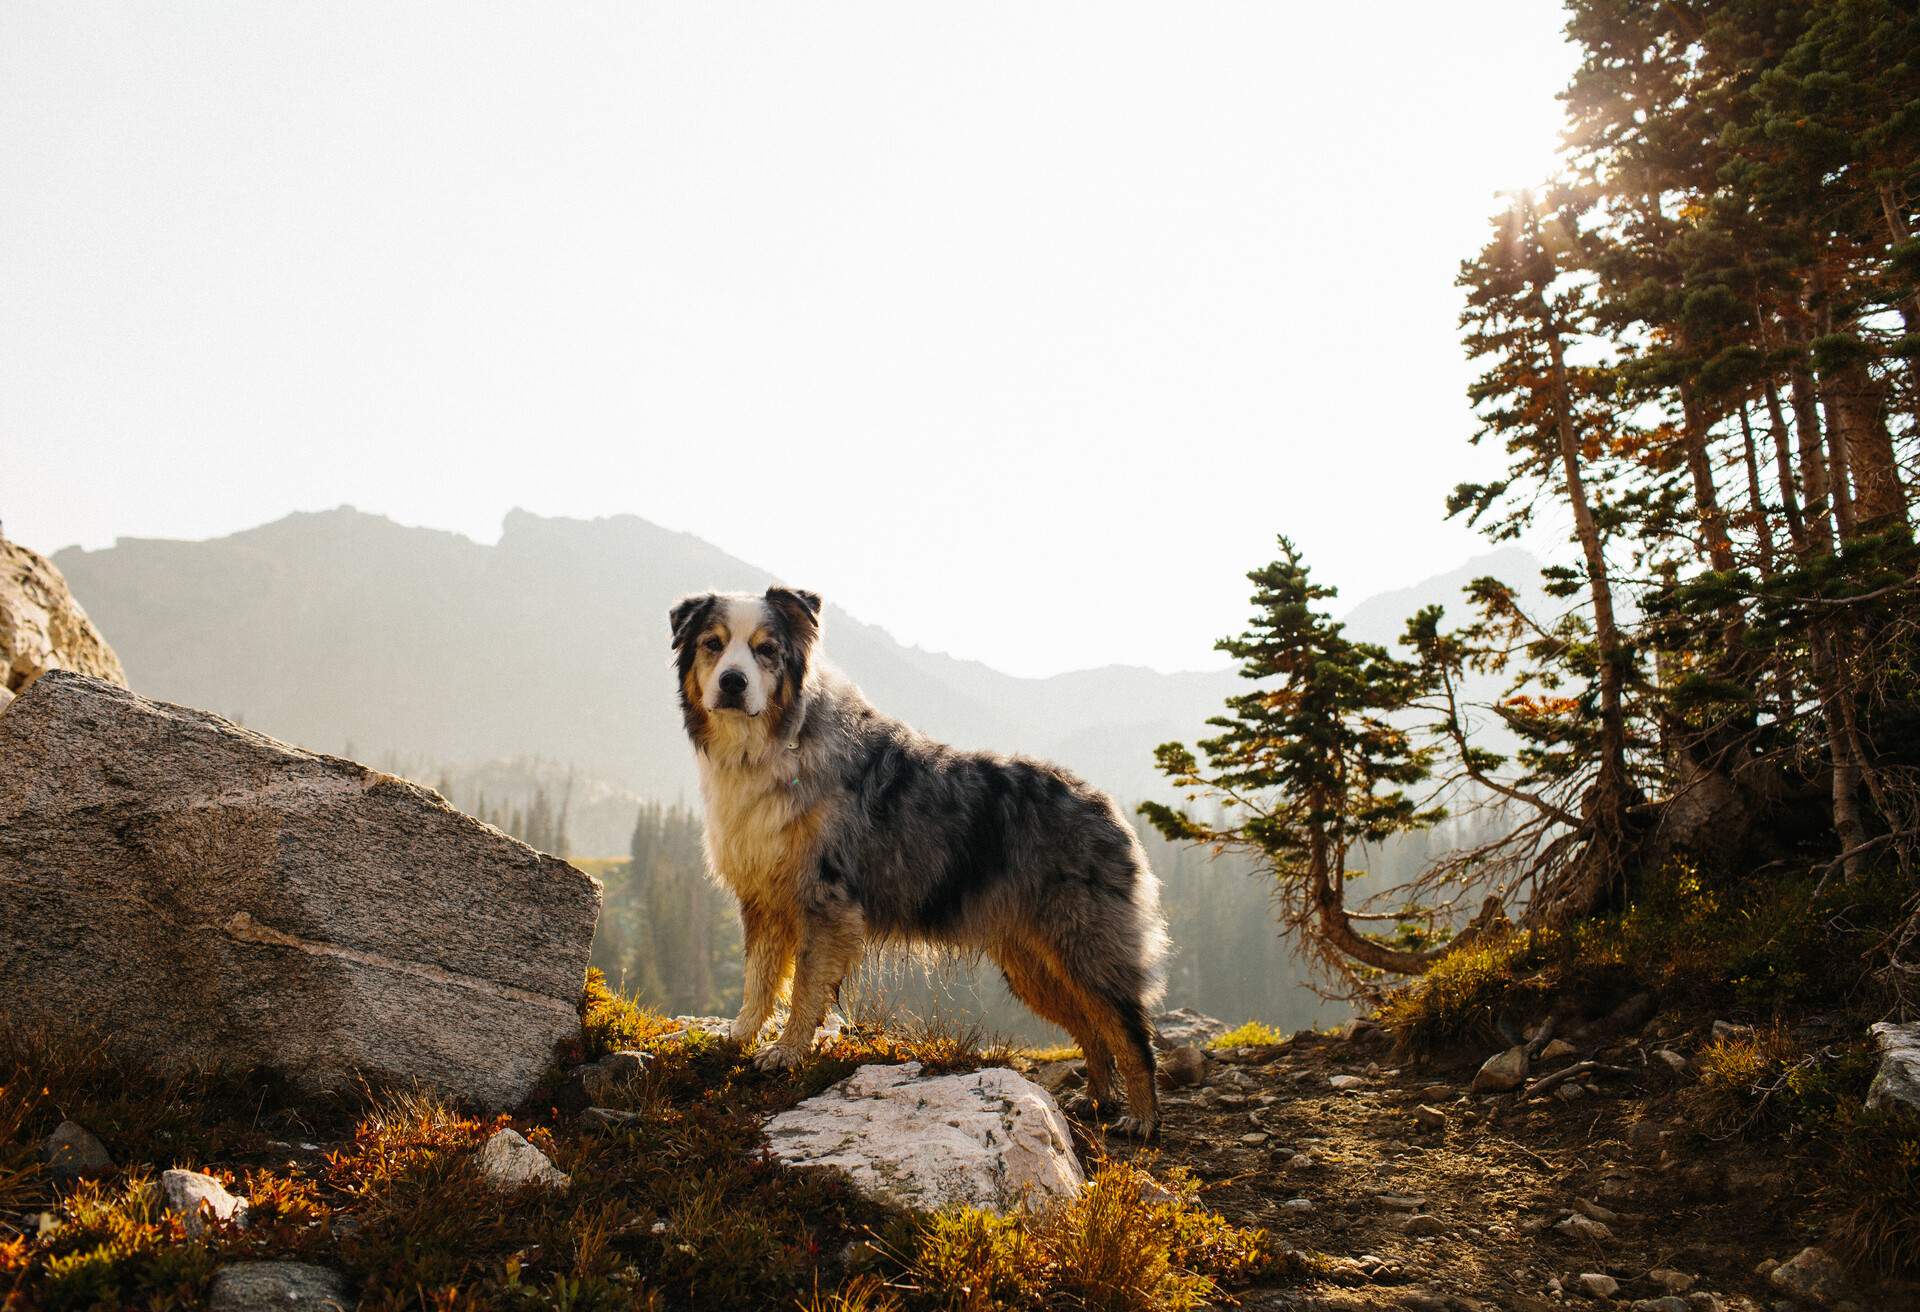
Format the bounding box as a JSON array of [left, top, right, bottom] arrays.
[[753, 903, 864, 1072], [731, 897, 796, 1046]]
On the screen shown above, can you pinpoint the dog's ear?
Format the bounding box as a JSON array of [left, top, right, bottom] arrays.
[[767, 586, 822, 618], [765, 586, 823, 639], [669, 593, 716, 647]]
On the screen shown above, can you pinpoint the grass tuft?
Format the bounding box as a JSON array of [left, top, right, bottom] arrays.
[[1207, 1021, 1286, 1049]]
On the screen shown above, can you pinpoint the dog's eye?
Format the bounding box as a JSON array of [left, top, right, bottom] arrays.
[[755, 643, 778, 660], [702, 636, 723, 654]]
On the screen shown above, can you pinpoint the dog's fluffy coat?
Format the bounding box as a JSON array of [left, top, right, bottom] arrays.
[[671, 586, 1169, 1135]]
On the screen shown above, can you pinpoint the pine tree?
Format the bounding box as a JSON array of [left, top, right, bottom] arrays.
[[1142, 538, 1447, 983]]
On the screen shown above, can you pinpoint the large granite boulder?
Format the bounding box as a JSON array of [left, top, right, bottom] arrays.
[[0, 672, 601, 1108], [762, 1061, 1084, 1212], [1867, 1020, 1920, 1113], [0, 537, 126, 709]]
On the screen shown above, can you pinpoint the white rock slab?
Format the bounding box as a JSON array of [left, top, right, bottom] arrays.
[[762, 1062, 1084, 1213], [1867, 1021, 1920, 1112]]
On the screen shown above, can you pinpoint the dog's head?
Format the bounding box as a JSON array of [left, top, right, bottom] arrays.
[[669, 586, 822, 747]]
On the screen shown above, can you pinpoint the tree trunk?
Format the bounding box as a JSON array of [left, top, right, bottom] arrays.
[[1789, 361, 1836, 553], [1823, 354, 1909, 535], [1878, 181, 1920, 435], [1761, 370, 1806, 553], [1307, 824, 1435, 976], [1679, 382, 1736, 572], [1737, 404, 1777, 578]]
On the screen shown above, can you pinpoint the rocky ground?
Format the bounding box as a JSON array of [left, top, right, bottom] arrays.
[[1030, 1012, 1917, 1312]]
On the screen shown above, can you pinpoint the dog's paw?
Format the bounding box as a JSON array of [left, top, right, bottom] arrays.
[[1063, 1093, 1111, 1121], [1107, 1114, 1161, 1141], [727, 1016, 763, 1045], [752, 1042, 807, 1073]]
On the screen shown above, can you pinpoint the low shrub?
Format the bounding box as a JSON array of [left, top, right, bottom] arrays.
[[1207, 1021, 1286, 1049]]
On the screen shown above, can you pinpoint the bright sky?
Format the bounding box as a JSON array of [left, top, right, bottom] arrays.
[[2, 3, 1577, 677]]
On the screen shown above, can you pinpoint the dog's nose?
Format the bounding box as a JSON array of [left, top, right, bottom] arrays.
[[719, 669, 748, 696]]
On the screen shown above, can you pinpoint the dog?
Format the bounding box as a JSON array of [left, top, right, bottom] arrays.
[[669, 585, 1169, 1136]]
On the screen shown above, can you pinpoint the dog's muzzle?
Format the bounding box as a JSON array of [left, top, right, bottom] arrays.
[[714, 667, 750, 711]]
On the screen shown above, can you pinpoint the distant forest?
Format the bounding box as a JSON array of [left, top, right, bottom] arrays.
[[577, 800, 1499, 1042]]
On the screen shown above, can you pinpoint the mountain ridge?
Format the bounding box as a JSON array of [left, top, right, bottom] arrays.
[[52, 507, 1539, 804]]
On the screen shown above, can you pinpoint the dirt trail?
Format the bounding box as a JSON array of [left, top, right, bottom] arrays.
[[1055, 1020, 1912, 1311]]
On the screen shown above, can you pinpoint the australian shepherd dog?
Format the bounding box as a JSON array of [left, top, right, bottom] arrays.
[[670, 586, 1170, 1136]]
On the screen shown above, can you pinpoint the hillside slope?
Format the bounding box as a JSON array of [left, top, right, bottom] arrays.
[[53, 508, 1539, 803]]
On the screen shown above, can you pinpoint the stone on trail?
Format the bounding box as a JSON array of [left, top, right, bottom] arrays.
[[1152, 1007, 1229, 1050], [155, 1168, 249, 1235], [42, 1121, 113, 1180], [1556, 1212, 1614, 1243], [762, 1061, 1083, 1213], [1471, 1045, 1529, 1093], [1159, 1043, 1207, 1088], [0, 672, 602, 1109], [477, 1128, 572, 1193], [1768, 1246, 1846, 1304], [1865, 1021, 1920, 1113], [1540, 1038, 1578, 1061], [1648, 1269, 1695, 1294], [208, 1262, 350, 1312], [1576, 1272, 1619, 1299]]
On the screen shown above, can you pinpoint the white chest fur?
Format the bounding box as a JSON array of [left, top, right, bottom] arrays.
[[698, 754, 816, 901]]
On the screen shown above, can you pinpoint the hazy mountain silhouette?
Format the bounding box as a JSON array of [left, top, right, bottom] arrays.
[[54, 508, 1541, 808]]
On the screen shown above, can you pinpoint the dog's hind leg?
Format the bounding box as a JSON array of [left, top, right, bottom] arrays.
[[755, 903, 864, 1072], [731, 897, 797, 1045], [1048, 937, 1161, 1139], [990, 939, 1117, 1117]]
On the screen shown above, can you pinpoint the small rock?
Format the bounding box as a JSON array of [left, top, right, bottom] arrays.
[[1753, 1258, 1780, 1278], [1328, 1074, 1367, 1090], [1541, 1038, 1578, 1061], [579, 1050, 649, 1104], [208, 1262, 350, 1312], [477, 1129, 571, 1193], [1768, 1247, 1845, 1304], [1411, 1104, 1447, 1131], [42, 1121, 113, 1179], [155, 1169, 249, 1235], [1152, 1007, 1229, 1050], [1285, 1152, 1314, 1169], [1578, 1272, 1620, 1299], [1574, 1198, 1620, 1223], [1557, 1082, 1589, 1102], [1683, 1296, 1724, 1312], [1160, 1044, 1207, 1088], [1377, 1193, 1427, 1211], [1400, 1213, 1447, 1236], [1471, 1045, 1529, 1093], [1239, 1131, 1269, 1145], [1712, 1020, 1751, 1042], [1417, 1083, 1453, 1101], [1653, 1049, 1689, 1073], [1628, 1300, 1687, 1312], [1649, 1270, 1695, 1294], [1281, 1196, 1314, 1211], [1557, 1213, 1615, 1243], [1032, 1059, 1085, 1093]]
